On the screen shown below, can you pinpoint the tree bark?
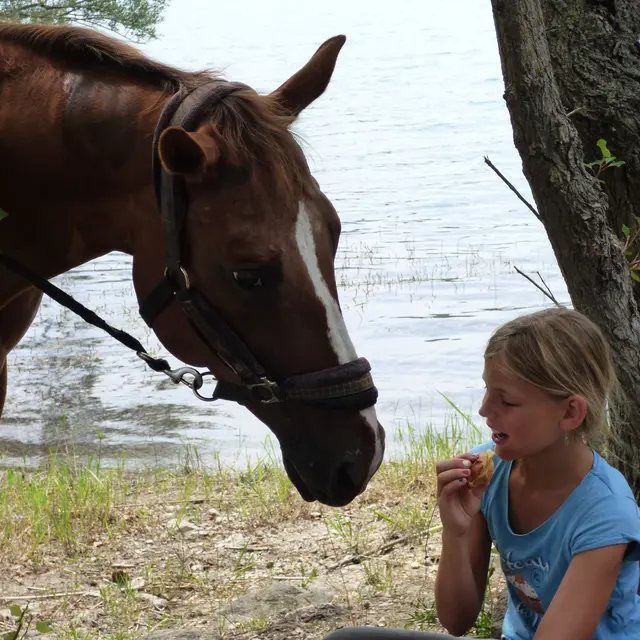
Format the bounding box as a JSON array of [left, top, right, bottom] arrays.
[[489, 0, 640, 495]]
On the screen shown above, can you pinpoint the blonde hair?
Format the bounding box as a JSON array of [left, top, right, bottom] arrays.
[[484, 307, 620, 449]]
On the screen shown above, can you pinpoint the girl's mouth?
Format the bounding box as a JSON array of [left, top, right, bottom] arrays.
[[492, 432, 509, 443]]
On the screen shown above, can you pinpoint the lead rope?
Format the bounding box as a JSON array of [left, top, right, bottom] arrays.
[[0, 251, 218, 401]]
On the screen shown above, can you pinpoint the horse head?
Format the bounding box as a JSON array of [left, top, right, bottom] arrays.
[[132, 36, 385, 506]]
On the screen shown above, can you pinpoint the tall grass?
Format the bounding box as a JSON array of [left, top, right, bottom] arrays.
[[0, 407, 488, 562], [0, 454, 129, 559]]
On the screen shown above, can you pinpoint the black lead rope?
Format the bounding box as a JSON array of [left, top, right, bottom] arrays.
[[0, 251, 217, 400]]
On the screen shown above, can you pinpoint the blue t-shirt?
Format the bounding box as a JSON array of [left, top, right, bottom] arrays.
[[471, 441, 640, 640]]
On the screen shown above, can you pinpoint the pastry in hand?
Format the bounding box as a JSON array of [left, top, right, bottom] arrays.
[[468, 450, 495, 488]]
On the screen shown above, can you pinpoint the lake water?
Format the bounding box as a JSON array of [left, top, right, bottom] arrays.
[[0, 0, 570, 468]]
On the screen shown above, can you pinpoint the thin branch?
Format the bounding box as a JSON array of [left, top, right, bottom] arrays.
[[536, 271, 557, 302], [514, 266, 560, 306], [484, 156, 542, 223], [0, 590, 100, 602]]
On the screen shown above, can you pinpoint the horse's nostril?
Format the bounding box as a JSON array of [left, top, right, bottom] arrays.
[[337, 461, 356, 490], [329, 460, 361, 506]]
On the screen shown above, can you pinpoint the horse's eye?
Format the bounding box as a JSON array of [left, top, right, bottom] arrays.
[[232, 270, 264, 290]]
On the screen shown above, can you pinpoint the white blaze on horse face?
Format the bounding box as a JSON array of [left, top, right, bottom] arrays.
[[294, 202, 383, 473], [294, 202, 356, 365]]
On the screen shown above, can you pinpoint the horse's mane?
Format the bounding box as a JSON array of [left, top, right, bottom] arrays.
[[0, 21, 306, 201], [0, 21, 214, 92]]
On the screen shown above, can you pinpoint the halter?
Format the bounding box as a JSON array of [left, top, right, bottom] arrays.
[[139, 81, 378, 410]]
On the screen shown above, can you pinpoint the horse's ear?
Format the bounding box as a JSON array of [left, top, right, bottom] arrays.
[[270, 35, 346, 118], [158, 124, 220, 177]]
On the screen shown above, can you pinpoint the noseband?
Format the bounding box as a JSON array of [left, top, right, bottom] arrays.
[[139, 82, 378, 411]]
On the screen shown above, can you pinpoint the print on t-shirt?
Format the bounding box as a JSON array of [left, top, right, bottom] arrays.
[[501, 551, 548, 627]]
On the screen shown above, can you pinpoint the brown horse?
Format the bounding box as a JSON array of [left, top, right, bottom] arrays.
[[0, 22, 385, 506]]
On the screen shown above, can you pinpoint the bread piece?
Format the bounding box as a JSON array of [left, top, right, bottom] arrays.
[[468, 450, 495, 488]]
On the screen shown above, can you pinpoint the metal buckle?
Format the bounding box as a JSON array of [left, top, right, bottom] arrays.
[[247, 378, 281, 404], [164, 265, 191, 290]]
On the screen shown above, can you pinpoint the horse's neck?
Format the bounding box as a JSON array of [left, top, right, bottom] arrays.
[[0, 51, 167, 298]]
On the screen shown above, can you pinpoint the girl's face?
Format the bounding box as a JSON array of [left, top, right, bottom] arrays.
[[478, 357, 581, 460]]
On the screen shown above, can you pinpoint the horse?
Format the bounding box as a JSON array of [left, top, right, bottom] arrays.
[[0, 22, 385, 507]]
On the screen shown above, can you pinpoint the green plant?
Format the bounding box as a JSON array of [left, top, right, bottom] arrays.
[[621, 219, 640, 282], [585, 139, 625, 182], [3, 604, 52, 640], [298, 561, 319, 587], [363, 559, 394, 592]]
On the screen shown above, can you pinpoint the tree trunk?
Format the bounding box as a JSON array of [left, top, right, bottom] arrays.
[[489, 0, 640, 495]]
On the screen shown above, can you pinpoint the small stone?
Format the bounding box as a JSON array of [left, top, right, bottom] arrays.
[[310, 511, 321, 519], [166, 518, 199, 534], [130, 577, 145, 590], [138, 592, 168, 609]]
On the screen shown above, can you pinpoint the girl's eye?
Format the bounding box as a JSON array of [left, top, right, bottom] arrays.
[[502, 400, 518, 407]]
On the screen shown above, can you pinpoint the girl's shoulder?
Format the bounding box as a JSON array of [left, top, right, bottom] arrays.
[[588, 451, 637, 500]]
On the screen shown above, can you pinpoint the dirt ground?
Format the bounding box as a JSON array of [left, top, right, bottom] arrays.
[[0, 460, 506, 640]]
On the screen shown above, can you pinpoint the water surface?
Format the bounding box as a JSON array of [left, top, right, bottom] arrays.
[[1, 0, 569, 467]]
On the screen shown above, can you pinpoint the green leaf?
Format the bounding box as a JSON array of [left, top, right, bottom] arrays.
[[609, 160, 626, 168], [9, 605, 22, 618], [597, 139, 612, 158], [631, 270, 640, 283], [2, 632, 17, 640], [622, 224, 631, 238], [35, 621, 52, 634], [0, 208, 8, 222], [585, 160, 603, 168], [371, 509, 393, 524]]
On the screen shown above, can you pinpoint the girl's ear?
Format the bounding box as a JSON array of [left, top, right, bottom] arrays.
[[562, 394, 588, 432]]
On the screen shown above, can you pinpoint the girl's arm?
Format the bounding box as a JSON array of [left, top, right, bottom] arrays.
[[435, 510, 492, 636], [534, 543, 629, 640]]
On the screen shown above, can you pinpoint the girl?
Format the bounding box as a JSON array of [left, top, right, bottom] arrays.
[[325, 307, 640, 639]]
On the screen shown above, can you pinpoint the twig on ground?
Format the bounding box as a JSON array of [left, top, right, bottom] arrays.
[[0, 590, 101, 602]]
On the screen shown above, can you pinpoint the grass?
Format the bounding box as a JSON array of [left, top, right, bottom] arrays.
[[334, 239, 518, 306], [0, 412, 503, 640]]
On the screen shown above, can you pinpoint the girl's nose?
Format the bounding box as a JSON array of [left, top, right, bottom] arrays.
[[479, 394, 489, 418]]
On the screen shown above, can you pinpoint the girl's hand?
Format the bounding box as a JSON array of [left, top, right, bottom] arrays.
[[436, 453, 489, 538]]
